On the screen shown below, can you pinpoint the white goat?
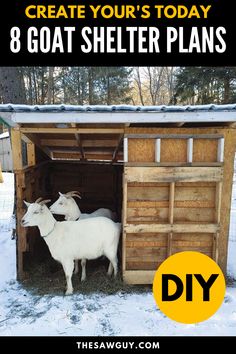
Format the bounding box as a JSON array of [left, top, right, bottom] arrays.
[[49, 191, 116, 280], [21, 198, 121, 295], [50, 191, 115, 221]]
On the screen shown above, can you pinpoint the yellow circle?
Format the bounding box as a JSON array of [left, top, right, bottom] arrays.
[[153, 251, 226, 324]]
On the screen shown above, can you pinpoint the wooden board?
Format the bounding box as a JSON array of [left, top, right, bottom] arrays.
[[126, 262, 162, 271], [123, 270, 156, 284], [11, 129, 23, 170], [127, 185, 169, 201], [175, 185, 215, 202], [174, 208, 215, 223], [125, 223, 219, 233], [127, 207, 168, 222], [125, 167, 223, 183]]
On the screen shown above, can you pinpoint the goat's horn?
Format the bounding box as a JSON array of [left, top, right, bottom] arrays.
[[65, 191, 81, 196], [39, 199, 51, 205], [35, 197, 43, 203], [70, 193, 82, 199]]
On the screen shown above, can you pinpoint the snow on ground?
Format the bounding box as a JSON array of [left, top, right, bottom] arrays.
[[227, 159, 236, 278], [0, 172, 236, 336]]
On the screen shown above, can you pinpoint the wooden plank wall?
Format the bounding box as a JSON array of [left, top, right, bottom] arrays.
[[123, 127, 236, 284], [49, 163, 123, 217], [15, 161, 123, 278]]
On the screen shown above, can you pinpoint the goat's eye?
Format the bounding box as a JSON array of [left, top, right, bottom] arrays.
[[33, 211, 39, 214], [59, 202, 63, 205]]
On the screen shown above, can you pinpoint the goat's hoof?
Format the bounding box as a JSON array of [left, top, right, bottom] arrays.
[[74, 270, 79, 275], [81, 277, 86, 282], [65, 289, 73, 296]]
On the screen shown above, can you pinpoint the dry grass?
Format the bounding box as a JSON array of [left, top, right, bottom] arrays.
[[22, 258, 151, 296]]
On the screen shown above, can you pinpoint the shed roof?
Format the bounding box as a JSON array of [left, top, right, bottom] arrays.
[[1, 104, 236, 163], [1, 103, 236, 113], [0, 104, 236, 126]]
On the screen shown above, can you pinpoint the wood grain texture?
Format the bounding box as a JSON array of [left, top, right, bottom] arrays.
[[125, 167, 223, 183], [123, 270, 156, 284], [125, 223, 219, 233], [161, 139, 187, 162], [128, 138, 155, 162], [193, 139, 218, 162], [11, 129, 23, 170]]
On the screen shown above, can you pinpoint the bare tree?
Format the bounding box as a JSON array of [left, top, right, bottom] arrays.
[[47, 67, 54, 104], [144, 67, 165, 105], [132, 67, 178, 105], [164, 67, 176, 104], [133, 67, 145, 105]]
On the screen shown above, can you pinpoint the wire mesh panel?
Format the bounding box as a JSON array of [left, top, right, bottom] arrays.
[[0, 173, 15, 233], [229, 157, 236, 243]]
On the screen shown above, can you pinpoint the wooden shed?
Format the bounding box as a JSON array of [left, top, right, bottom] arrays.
[[0, 162, 3, 183], [0, 104, 236, 284], [0, 131, 13, 172]]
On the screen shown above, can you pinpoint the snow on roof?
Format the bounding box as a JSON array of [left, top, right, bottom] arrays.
[[1, 103, 236, 113], [0, 131, 9, 139], [1, 104, 236, 125]]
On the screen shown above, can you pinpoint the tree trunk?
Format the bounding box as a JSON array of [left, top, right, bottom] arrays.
[[41, 68, 45, 104], [32, 67, 38, 104], [223, 77, 230, 103], [0, 67, 26, 103], [47, 67, 54, 104], [134, 67, 145, 106], [28, 69, 33, 104], [107, 76, 111, 105], [88, 68, 94, 105]]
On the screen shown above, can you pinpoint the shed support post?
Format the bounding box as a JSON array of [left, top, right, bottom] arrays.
[[11, 129, 23, 170], [168, 182, 175, 257], [214, 182, 223, 263], [11, 129, 28, 279], [122, 172, 128, 279], [27, 143, 36, 167]]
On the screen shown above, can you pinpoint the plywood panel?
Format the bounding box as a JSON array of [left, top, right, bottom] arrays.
[[193, 139, 218, 162], [161, 139, 187, 162], [128, 139, 155, 162]]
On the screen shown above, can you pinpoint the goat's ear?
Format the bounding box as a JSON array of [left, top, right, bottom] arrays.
[[59, 192, 64, 197], [23, 200, 31, 208]]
